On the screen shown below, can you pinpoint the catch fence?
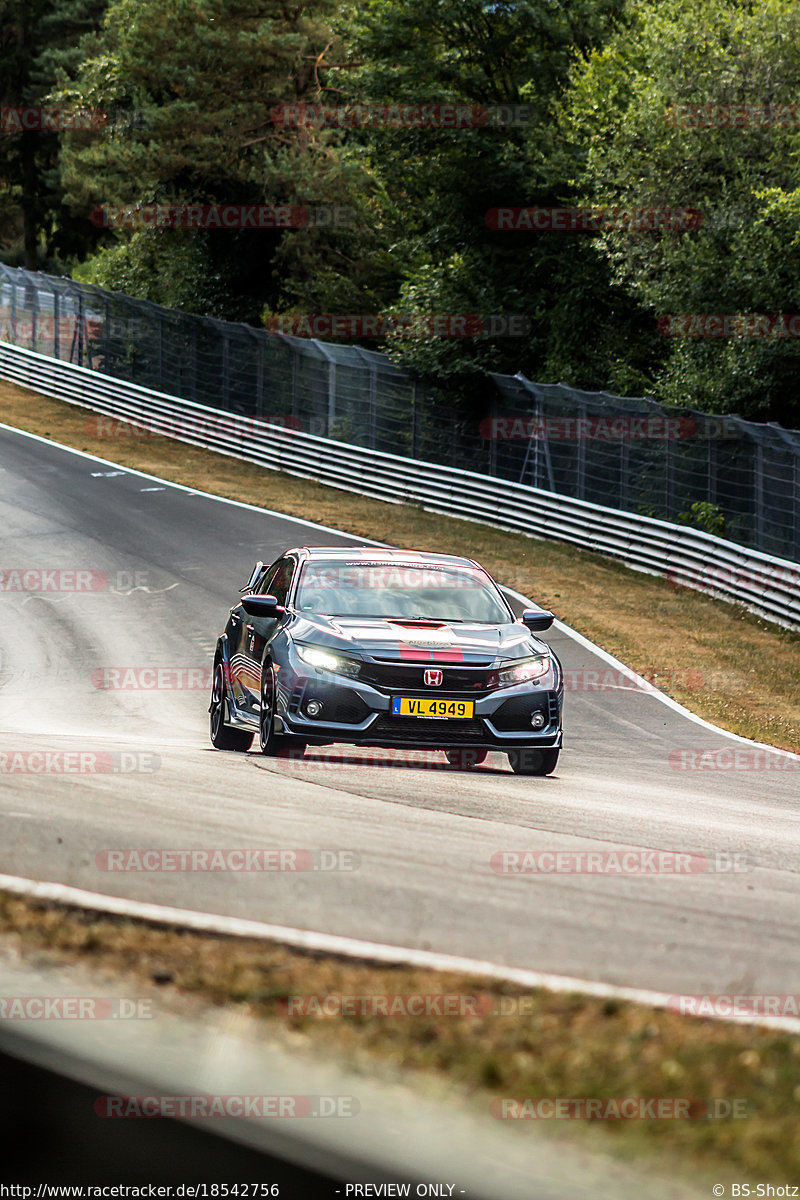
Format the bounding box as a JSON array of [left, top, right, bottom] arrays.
[[1, 262, 797, 561]]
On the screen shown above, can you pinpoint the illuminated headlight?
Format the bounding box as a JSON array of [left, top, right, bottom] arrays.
[[487, 655, 550, 689], [296, 644, 361, 678]]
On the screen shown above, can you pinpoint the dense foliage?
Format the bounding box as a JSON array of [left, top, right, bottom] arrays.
[[2, 0, 800, 423]]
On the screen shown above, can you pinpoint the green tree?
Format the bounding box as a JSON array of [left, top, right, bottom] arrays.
[[60, 0, 387, 322], [322, 0, 635, 395], [562, 0, 800, 423], [0, 0, 107, 270]]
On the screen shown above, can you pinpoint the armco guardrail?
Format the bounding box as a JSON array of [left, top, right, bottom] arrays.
[[5, 261, 800, 563], [2, 340, 799, 629]]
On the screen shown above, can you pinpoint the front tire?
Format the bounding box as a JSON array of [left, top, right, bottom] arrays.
[[259, 663, 280, 755], [508, 748, 559, 776], [209, 662, 254, 752], [445, 748, 488, 769], [259, 664, 308, 757]]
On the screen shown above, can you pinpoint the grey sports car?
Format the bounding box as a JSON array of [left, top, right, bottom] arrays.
[[209, 546, 563, 774]]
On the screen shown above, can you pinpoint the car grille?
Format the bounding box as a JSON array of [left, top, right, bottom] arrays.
[[369, 716, 486, 744], [361, 661, 492, 694]]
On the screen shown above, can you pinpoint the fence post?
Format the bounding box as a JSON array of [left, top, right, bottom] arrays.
[[754, 442, 765, 551], [411, 383, 420, 459], [53, 289, 60, 359], [707, 433, 717, 506], [75, 290, 84, 367], [255, 331, 265, 418], [310, 340, 336, 437], [619, 436, 629, 510], [290, 345, 300, 425], [576, 403, 587, 500], [189, 317, 198, 402], [221, 327, 230, 411], [352, 346, 377, 448], [104, 298, 111, 373]]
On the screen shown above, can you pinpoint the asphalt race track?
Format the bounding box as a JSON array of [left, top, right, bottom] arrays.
[[1, 423, 799, 997]]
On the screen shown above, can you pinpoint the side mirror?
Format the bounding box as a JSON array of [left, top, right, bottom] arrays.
[[521, 609, 554, 632], [241, 593, 284, 618]]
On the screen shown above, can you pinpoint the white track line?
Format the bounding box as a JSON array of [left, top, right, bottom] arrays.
[[2, 419, 798, 1031], [2, 420, 791, 754], [1, 871, 797, 1034]]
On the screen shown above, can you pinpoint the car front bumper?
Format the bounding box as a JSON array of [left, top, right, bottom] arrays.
[[274, 666, 563, 750]]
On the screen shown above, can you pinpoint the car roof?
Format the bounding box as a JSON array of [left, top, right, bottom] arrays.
[[289, 546, 483, 569]]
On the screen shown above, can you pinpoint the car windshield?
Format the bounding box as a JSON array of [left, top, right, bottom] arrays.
[[295, 561, 512, 623]]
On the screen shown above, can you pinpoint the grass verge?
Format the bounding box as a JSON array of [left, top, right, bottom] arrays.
[[1, 891, 799, 1185], [1, 378, 799, 751]]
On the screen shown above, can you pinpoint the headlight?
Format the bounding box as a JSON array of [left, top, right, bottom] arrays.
[[487, 655, 550, 689], [296, 644, 361, 678]]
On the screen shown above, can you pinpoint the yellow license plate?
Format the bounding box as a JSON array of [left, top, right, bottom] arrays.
[[391, 697, 474, 719]]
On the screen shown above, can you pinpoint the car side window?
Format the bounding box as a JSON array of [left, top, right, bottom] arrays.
[[256, 560, 281, 596], [265, 558, 295, 605]]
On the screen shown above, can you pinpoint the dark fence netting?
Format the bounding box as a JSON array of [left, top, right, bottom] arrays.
[[1, 263, 798, 562]]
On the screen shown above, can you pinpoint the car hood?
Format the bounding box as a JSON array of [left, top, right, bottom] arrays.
[[289, 614, 548, 663]]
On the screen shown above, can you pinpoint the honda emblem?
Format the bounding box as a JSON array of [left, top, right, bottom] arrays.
[[423, 669, 443, 687]]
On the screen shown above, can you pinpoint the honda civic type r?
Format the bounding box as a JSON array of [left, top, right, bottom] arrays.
[[209, 547, 563, 774]]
